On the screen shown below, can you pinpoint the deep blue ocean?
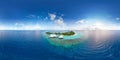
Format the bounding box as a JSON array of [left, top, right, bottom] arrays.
[[0, 30, 120, 60]]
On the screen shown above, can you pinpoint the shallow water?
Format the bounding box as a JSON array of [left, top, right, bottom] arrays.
[[0, 30, 120, 60]]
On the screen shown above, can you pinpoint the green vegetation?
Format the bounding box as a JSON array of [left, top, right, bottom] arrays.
[[46, 32, 52, 35], [62, 31, 75, 36], [46, 31, 75, 36], [55, 32, 61, 35]]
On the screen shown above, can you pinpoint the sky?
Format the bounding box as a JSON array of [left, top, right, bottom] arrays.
[[0, 0, 120, 30]]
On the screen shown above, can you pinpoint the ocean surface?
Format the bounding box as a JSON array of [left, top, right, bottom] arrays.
[[0, 30, 120, 60]]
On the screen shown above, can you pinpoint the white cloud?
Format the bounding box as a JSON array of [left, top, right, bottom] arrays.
[[76, 19, 88, 24], [55, 17, 65, 27], [15, 23, 24, 26], [49, 13, 56, 21], [48, 13, 66, 28]]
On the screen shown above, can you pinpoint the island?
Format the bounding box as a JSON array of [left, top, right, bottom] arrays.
[[46, 31, 75, 39], [46, 31, 75, 36], [45, 31, 84, 48]]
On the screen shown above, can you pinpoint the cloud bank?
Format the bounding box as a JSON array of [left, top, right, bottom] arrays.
[[0, 13, 120, 30]]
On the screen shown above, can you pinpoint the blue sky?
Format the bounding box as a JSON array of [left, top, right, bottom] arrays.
[[0, 0, 120, 30]]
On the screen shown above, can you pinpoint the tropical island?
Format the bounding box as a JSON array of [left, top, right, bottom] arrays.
[[46, 31, 75, 39], [46, 31, 75, 36], [44, 31, 84, 48]]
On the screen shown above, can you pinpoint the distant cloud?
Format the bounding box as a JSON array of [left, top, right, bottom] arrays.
[[48, 13, 66, 27], [76, 19, 88, 24], [116, 17, 120, 21], [26, 14, 42, 20], [48, 13, 56, 21], [55, 17, 65, 27], [44, 17, 48, 20], [15, 23, 24, 26], [26, 14, 36, 18]]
